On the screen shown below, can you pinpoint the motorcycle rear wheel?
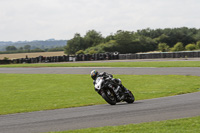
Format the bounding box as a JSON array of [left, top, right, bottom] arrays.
[[102, 89, 116, 105]]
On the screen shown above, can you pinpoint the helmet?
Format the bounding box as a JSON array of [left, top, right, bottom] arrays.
[[90, 70, 99, 80]]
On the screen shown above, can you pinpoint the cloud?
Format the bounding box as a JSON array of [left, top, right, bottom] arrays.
[[0, 0, 200, 41]]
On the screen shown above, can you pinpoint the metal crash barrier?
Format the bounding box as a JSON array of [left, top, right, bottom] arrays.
[[119, 51, 200, 60], [1, 51, 200, 64]]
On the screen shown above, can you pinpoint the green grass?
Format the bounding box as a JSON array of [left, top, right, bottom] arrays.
[[0, 74, 200, 115], [49, 116, 200, 133], [0, 61, 200, 67]]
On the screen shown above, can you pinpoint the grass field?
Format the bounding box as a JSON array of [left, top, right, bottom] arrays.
[[49, 116, 200, 133], [0, 51, 65, 59], [1, 60, 200, 67], [0, 73, 200, 115]]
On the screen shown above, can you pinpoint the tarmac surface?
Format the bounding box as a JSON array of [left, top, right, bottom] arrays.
[[0, 59, 200, 133], [0, 92, 200, 133], [1, 67, 200, 76]]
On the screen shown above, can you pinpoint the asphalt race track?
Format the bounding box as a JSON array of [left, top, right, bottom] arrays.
[[0, 65, 200, 133], [1, 67, 200, 76], [0, 92, 200, 133]]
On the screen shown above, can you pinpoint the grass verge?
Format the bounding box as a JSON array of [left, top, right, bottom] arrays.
[[49, 116, 200, 133], [0, 74, 200, 115], [0, 61, 200, 67]]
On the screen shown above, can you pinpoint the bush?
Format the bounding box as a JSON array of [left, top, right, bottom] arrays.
[[89, 49, 97, 54], [185, 44, 196, 51], [76, 50, 84, 55], [196, 41, 200, 49], [158, 43, 169, 52], [84, 43, 106, 54], [171, 42, 184, 51], [3, 57, 9, 60]]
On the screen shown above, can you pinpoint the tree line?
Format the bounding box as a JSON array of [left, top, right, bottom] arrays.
[[0, 39, 67, 52], [64, 27, 200, 55], [0, 45, 64, 54]]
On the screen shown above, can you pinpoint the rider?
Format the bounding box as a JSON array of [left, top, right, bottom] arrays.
[[90, 70, 128, 97]]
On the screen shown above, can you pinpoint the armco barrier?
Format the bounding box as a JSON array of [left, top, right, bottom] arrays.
[[1, 51, 200, 64], [119, 51, 200, 60]]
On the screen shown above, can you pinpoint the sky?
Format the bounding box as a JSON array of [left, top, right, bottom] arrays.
[[1, 0, 200, 42]]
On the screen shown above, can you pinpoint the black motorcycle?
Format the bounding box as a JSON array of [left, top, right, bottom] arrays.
[[94, 76, 135, 105]]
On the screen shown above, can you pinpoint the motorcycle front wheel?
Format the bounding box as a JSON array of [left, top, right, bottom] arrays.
[[125, 90, 135, 103], [101, 89, 116, 105]]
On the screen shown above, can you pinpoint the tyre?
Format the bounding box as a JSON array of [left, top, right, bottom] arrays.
[[102, 89, 116, 105], [125, 91, 135, 103]]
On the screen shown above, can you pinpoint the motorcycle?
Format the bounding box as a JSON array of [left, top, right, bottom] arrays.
[[94, 76, 135, 105]]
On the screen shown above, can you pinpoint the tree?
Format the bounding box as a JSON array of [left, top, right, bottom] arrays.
[[19, 47, 24, 50], [114, 30, 135, 53], [196, 41, 200, 49], [158, 43, 169, 52], [104, 34, 115, 42], [114, 30, 133, 46], [84, 30, 104, 48], [64, 27, 200, 54], [137, 35, 157, 52], [64, 33, 85, 55], [193, 31, 200, 41], [6, 46, 17, 51], [64, 31, 104, 55], [24, 45, 31, 50], [171, 42, 184, 51], [154, 34, 169, 44], [102, 40, 118, 52], [31, 48, 45, 52]]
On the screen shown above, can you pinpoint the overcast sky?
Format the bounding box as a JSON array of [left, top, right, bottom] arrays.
[[1, 0, 200, 41]]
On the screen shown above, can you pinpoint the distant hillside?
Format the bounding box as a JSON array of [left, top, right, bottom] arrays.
[[0, 39, 67, 51]]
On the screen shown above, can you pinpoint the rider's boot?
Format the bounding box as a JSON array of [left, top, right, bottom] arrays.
[[116, 85, 127, 101], [120, 85, 129, 94]]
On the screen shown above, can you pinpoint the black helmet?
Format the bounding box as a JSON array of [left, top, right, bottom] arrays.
[[90, 70, 99, 80]]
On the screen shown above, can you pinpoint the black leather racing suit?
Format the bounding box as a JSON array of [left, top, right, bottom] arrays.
[[93, 72, 127, 92]]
